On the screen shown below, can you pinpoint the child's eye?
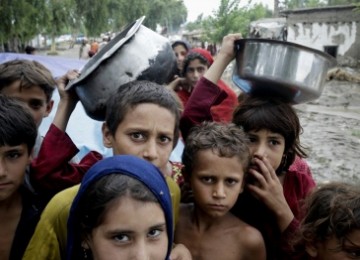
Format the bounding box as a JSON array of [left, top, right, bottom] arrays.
[[29, 100, 44, 110], [201, 176, 214, 184], [344, 249, 360, 259], [225, 178, 238, 186], [159, 135, 172, 144], [148, 229, 163, 238], [113, 234, 130, 243], [130, 132, 145, 141], [6, 151, 21, 160], [269, 139, 280, 146]]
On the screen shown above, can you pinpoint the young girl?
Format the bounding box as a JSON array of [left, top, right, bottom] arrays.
[[180, 34, 316, 259], [66, 155, 173, 260], [292, 182, 360, 260]]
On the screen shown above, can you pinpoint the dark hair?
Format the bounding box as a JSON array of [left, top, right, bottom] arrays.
[[182, 52, 210, 76], [105, 80, 181, 148], [0, 94, 37, 152], [171, 40, 191, 51], [25, 45, 36, 54], [292, 182, 360, 258], [232, 96, 307, 173], [74, 174, 159, 259], [0, 60, 56, 102], [182, 121, 250, 177]]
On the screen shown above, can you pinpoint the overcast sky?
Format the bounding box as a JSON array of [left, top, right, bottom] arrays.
[[183, 0, 275, 22]]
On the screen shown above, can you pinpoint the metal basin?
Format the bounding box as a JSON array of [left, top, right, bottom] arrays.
[[66, 16, 177, 121], [232, 39, 337, 104]]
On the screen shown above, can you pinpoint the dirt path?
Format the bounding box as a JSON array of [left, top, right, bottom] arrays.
[[296, 79, 360, 184]]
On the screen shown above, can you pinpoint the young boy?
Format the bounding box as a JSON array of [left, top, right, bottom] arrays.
[[23, 80, 189, 260], [0, 95, 51, 259], [0, 59, 101, 193], [175, 121, 266, 260]]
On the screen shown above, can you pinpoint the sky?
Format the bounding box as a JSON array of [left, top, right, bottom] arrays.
[[183, 0, 275, 22]]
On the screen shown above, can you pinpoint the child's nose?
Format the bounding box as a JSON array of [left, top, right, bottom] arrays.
[[252, 143, 267, 157], [213, 184, 226, 199], [143, 140, 158, 162]]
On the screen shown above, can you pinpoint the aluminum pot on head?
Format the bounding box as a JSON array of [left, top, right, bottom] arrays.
[[66, 16, 177, 121], [232, 39, 337, 104]]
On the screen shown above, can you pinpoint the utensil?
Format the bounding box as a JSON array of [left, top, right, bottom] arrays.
[[66, 16, 177, 120], [232, 38, 337, 104]]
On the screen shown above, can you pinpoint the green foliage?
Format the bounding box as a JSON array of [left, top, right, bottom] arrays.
[[187, 0, 273, 43], [0, 0, 188, 51]]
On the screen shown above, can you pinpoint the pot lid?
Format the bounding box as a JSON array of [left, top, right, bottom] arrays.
[[66, 16, 146, 91]]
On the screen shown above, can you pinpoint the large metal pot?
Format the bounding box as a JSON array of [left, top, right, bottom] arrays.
[[232, 39, 337, 104], [66, 16, 177, 121]]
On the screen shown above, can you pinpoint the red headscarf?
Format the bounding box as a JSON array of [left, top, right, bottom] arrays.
[[189, 48, 214, 65]]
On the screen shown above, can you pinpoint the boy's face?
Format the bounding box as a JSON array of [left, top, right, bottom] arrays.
[[0, 144, 31, 202], [1, 80, 53, 128], [190, 149, 244, 218], [102, 103, 175, 175], [247, 129, 285, 172], [185, 59, 208, 89]]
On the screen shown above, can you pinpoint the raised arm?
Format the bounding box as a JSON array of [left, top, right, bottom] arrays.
[[30, 70, 102, 193], [180, 34, 242, 140]]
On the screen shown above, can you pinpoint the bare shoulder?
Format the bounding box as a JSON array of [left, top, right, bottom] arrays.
[[231, 217, 266, 259]]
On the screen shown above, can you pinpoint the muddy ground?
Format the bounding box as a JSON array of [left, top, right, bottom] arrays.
[[295, 79, 360, 184]]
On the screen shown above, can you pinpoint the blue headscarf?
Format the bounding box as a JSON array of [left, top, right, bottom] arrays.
[[66, 155, 173, 259]]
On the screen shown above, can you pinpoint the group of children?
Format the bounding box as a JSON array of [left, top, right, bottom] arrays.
[[0, 33, 359, 260]]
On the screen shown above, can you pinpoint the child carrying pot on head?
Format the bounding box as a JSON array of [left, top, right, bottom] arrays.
[[180, 34, 316, 259], [175, 121, 266, 259]]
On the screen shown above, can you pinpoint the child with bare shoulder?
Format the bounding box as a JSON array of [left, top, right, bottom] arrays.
[[175, 122, 266, 260]]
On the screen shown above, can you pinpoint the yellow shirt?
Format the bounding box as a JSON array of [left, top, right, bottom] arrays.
[[23, 177, 180, 260]]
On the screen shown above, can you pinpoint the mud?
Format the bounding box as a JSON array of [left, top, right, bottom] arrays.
[[295, 79, 360, 184]]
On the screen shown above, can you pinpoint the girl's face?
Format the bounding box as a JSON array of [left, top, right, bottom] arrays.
[[307, 229, 360, 260], [173, 45, 188, 71], [247, 129, 285, 172], [86, 196, 168, 260], [185, 59, 208, 89]]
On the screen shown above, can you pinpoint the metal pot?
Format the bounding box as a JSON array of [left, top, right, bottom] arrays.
[[66, 16, 177, 121], [232, 39, 337, 104]]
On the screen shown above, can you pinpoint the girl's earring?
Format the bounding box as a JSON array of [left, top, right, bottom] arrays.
[[82, 247, 89, 259]]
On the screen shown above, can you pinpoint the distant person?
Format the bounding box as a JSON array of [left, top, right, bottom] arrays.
[[291, 182, 360, 259], [172, 40, 191, 76], [25, 45, 36, 55], [175, 122, 266, 260], [88, 40, 99, 58], [79, 39, 90, 59], [168, 47, 238, 123]]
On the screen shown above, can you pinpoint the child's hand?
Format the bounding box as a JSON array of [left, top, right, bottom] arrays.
[[246, 155, 294, 232], [56, 70, 80, 107], [217, 33, 242, 61], [167, 76, 191, 93], [170, 243, 192, 260], [53, 70, 81, 131]]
